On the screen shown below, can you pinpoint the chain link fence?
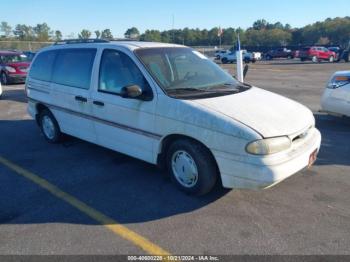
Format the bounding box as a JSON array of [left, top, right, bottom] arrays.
[[0, 41, 52, 51]]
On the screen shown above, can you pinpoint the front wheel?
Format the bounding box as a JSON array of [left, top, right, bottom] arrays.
[[329, 56, 335, 63], [345, 54, 349, 62], [1, 72, 8, 85], [221, 58, 228, 64], [39, 109, 62, 143], [166, 139, 218, 196]]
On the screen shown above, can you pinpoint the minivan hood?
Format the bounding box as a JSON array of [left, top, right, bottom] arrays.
[[191, 87, 314, 138]]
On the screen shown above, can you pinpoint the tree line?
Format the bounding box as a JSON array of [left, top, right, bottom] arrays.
[[1, 17, 350, 48]]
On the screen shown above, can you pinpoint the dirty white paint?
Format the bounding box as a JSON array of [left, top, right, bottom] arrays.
[[26, 41, 322, 190]]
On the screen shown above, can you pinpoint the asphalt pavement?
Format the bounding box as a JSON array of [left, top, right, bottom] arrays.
[[0, 61, 350, 256]]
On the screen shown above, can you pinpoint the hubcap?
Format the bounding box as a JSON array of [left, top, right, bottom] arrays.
[[171, 150, 198, 188], [42, 115, 55, 140]]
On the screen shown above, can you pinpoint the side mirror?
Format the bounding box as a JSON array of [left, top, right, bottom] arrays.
[[120, 84, 143, 99]]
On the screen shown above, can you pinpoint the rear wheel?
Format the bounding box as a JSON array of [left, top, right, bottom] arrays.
[[329, 56, 335, 63], [221, 58, 228, 64], [166, 139, 218, 196], [312, 56, 319, 63], [39, 109, 62, 143]]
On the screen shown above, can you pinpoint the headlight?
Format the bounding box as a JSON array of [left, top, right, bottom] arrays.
[[327, 75, 350, 89], [5, 66, 16, 73], [246, 136, 291, 155]]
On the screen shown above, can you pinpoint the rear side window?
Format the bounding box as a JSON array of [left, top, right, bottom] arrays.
[[29, 51, 57, 82], [52, 49, 96, 89]]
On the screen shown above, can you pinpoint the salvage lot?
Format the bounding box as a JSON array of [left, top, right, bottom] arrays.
[[0, 61, 350, 255]]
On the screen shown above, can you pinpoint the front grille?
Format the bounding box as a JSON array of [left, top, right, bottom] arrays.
[[292, 127, 312, 143]]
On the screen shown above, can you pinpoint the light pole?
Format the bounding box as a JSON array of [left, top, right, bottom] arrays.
[[236, 34, 244, 82]]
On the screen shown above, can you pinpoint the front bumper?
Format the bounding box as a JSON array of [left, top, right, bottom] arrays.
[[213, 128, 322, 189], [8, 74, 27, 83]]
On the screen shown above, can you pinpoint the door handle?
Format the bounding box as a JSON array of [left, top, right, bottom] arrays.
[[93, 101, 104, 106], [75, 96, 87, 102]]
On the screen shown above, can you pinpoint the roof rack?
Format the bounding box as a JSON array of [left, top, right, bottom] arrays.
[[54, 39, 110, 45]]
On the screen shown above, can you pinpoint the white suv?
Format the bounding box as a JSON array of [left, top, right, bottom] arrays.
[[26, 40, 321, 195]]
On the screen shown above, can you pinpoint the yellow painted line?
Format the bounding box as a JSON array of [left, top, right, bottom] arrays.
[[0, 156, 171, 257]]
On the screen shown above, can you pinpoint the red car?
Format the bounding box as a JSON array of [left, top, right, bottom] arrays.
[[0, 51, 30, 85], [299, 46, 337, 63]]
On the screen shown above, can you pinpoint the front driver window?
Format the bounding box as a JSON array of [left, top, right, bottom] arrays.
[[99, 49, 149, 95]]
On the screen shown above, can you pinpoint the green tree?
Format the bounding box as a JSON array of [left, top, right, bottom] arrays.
[[13, 24, 35, 40], [95, 30, 101, 39], [140, 30, 162, 42], [33, 23, 51, 41], [78, 29, 91, 39], [252, 19, 268, 30], [222, 27, 236, 45], [124, 27, 140, 39], [0, 21, 12, 38], [101, 29, 113, 40], [54, 30, 62, 41]]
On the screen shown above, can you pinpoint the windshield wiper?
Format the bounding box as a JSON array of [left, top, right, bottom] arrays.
[[167, 87, 239, 94]]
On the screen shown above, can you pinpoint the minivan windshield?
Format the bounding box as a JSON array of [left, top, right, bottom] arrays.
[[135, 47, 249, 98]]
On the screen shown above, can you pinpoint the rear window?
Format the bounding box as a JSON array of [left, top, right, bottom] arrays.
[[52, 48, 96, 89], [29, 51, 57, 82]]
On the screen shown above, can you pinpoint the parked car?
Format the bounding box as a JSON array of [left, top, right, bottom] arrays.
[[221, 50, 256, 64], [23, 51, 36, 62], [265, 48, 294, 60], [321, 71, 350, 117], [252, 52, 262, 61], [328, 47, 349, 62], [292, 50, 300, 59], [215, 50, 230, 60], [26, 40, 321, 195], [0, 50, 30, 85], [299, 46, 336, 63]]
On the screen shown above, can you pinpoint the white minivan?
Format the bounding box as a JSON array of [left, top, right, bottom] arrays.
[[26, 40, 321, 195]]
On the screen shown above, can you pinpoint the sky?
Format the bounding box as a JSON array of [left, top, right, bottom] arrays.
[[1, 0, 349, 38]]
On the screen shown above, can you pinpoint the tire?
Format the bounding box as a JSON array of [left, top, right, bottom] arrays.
[[166, 139, 218, 196], [300, 58, 305, 62], [39, 109, 62, 143], [287, 55, 292, 59], [221, 58, 228, 64], [329, 56, 334, 63], [312, 56, 319, 63], [1, 72, 9, 85], [266, 55, 272, 60]]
